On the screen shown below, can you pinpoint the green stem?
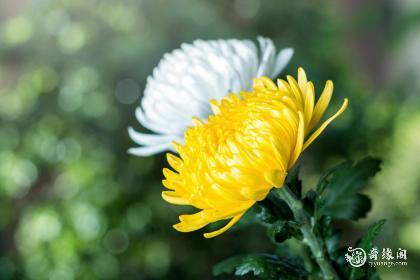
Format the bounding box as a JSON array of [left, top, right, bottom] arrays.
[[275, 186, 339, 280]]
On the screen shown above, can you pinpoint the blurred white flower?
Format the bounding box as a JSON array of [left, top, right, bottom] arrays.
[[128, 37, 294, 156]]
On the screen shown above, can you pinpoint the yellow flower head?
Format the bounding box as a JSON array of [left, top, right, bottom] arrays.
[[162, 68, 348, 238]]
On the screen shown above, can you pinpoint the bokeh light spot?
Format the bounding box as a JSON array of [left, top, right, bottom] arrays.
[[44, 10, 70, 35], [104, 228, 129, 254], [17, 208, 62, 251], [58, 86, 83, 112], [31, 66, 59, 93], [93, 254, 119, 279], [115, 79, 141, 104], [56, 138, 82, 163], [4, 16, 33, 45], [0, 156, 38, 198], [54, 172, 80, 199], [144, 241, 170, 277], [82, 91, 108, 118], [126, 203, 152, 231], [71, 204, 105, 240], [58, 23, 86, 54]]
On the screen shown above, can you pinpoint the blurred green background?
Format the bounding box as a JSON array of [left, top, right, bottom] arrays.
[[0, 0, 419, 279]]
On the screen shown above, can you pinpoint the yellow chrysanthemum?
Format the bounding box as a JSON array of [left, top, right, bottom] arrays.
[[162, 68, 348, 238]]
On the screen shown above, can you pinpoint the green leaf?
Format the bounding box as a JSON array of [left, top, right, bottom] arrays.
[[267, 221, 303, 243], [315, 216, 341, 259], [317, 217, 342, 265], [234, 256, 265, 277], [316, 157, 381, 220], [358, 219, 386, 252], [264, 192, 294, 221], [303, 189, 317, 216], [254, 202, 277, 224], [286, 165, 302, 199], [213, 254, 308, 279], [323, 193, 372, 220], [316, 166, 337, 194]]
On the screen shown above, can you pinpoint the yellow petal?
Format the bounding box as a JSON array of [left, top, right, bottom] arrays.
[[269, 139, 287, 172], [172, 141, 182, 151], [276, 79, 292, 94], [162, 191, 190, 205], [287, 75, 304, 106], [288, 111, 305, 169], [174, 220, 208, 232], [163, 168, 178, 180], [167, 153, 182, 171], [264, 170, 287, 187], [162, 179, 176, 190], [210, 100, 221, 115], [203, 213, 245, 238], [259, 76, 278, 90], [309, 80, 333, 130], [240, 185, 271, 201], [174, 211, 210, 231], [172, 141, 186, 158], [192, 117, 204, 126], [297, 67, 308, 92], [179, 211, 208, 224], [240, 91, 252, 99], [303, 81, 315, 127], [303, 98, 349, 151]]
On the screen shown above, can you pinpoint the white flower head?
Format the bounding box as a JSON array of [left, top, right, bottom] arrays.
[[128, 37, 294, 156]]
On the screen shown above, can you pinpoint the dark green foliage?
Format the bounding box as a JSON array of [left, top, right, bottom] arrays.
[[358, 219, 387, 252], [316, 157, 381, 220], [265, 192, 294, 221], [302, 189, 317, 216], [316, 216, 342, 259], [213, 254, 308, 279], [286, 165, 302, 199], [254, 202, 278, 224], [267, 221, 303, 243]]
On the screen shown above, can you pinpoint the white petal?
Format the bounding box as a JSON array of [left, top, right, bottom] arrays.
[[272, 48, 294, 77], [129, 37, 294, 156], [128, 143, 175, 157], [128, 127, 176, 145], [256, 37, 276, 77], [135, 107, 172, 134]]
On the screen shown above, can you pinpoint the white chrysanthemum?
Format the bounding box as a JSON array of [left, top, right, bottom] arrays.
[[128, 37, 294, 156]]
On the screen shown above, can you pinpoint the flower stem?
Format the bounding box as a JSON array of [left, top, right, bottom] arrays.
[[275, 186, 339, 280]]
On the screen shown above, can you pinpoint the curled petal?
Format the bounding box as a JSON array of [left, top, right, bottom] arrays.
[[128, 127, 175, 145], [128, 143, 175, 156], [203, 213, 245, 239], [303, 98, 349, 151]]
